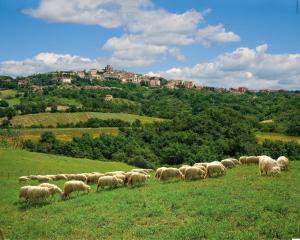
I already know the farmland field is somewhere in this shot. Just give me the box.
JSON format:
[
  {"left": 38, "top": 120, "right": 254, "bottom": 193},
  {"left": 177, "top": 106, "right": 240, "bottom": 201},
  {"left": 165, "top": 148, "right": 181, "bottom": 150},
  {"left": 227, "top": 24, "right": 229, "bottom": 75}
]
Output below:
[
  {"left": 0, "top": 89, "right": 17, "bottom": 98},
  {"left": 18, "top": 127, "right": 119, "bottom": 142},
  {"left": 7, "top": 112, "right": 165, "bottom": 127},
  {"left": 256, "top": 132, "right": 300, "bottom": 144},
  {"left": 0, "top": 148, "right": 299, "bottom": 239}
]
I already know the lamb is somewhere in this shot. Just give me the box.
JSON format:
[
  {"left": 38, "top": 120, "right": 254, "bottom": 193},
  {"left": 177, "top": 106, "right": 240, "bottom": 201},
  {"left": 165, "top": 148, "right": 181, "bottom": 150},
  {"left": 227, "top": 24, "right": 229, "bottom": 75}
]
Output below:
[
  {"left": 96, "top": 176, "right": 119, "bottom": 191},
  {"left": 277, "top": 156, "right": 289, "bottom": 171},
  {"left": 179, "top": 165, "right": 191, "bottom": 175},
  {"left": 259, "top": 155, "right": 280, "bottom": 176},
  {"left": 221, "top": 159, "right": 235, "bottom": 168},
  {"left": 62, "top": 180, "right": 91, "bottom": 199},
  {"left": 39, "top": 183, "right": 63, "bottom": 197},
  {"left": 27, "top": 186, "right": 52, "bottom": 202},
  {"left": 155, "top": 167, "right": 167, "bottom": 179},
  {"left": 206, "top": 163, "right": 226, "bottom": 177},
  {"left": 19, "top": 176, "right": 30, "bottom": 183},
  {"left": 128, "top": 173, "right": 148, "bottom": 186},
  {"left": 184, "top": 166, "right": 206, "bottom": 180},
  {"left": 159, "top": 168, "right": 184, "bottom": 181}
]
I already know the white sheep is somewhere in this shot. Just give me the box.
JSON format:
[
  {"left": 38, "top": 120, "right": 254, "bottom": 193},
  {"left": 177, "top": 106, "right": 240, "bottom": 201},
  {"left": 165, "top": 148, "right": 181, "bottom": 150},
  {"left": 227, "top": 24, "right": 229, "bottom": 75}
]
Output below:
[
  {"left": 206, "top": 163, "right": 226, "bottom": 177},
  {"left": 179, "top": 165, "right": 191, "bottom": 175},
  {"left": 19, "top": 176, "right": 30, "bottom": 183},
  {"left": 127, "top": 173, "right": 149, "bottom": 186},
  {"left": 184, "top": 166, "right": 206, "bottom": 180},
  {"left": 259, "top": 155, "right": 280, "bottom": 176},
  {"left": 87, "top": 173, "right": 104, "bottom": 185},
  {"left": 37, "top": 175, "right": 53, "bottom": 183},
  {"left": 26, "top": 186, "right": 52, "bottom": 202},
  {"left": 19, "top": 186, "right": 33, "bottom": 201},
  {"left": 39, "top": 183, "right": 63, "bottom": 197},
  {"left": 155, "top": 167, "right": 167, "bottom": 179},
  {"left": 277, "top": 156, "right": 289, "bottom": 171},
  {"left": 96, "top": 176, "right": 119, "bottom": 191},
  {"left": 239, "top": 156, "right": 248, "bottom": 164},
  {"left": 62, "top": 180, "right": 91, "bottom": 199},
  {"left": 159, "top": 168, "right": 184, "bottom": 181},
  {"left": 54, "top": 174, "right": 68, "bottom": 181},
  {"left": 221, "top": 159, "right": 235, "bottom": 168}
]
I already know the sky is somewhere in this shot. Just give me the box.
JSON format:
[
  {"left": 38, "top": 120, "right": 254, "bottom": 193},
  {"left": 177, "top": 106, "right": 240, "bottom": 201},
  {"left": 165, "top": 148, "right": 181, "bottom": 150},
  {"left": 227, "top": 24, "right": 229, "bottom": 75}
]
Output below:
[{"left": 0, "top": 0, "right": 299, "bottom": 89}]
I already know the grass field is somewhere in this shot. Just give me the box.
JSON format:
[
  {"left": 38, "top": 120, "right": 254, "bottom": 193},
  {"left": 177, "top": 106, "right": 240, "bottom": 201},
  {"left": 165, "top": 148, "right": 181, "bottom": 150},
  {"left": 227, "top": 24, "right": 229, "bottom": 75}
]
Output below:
[
  {"left": 8, "top": 112, "right": 165, "bottom": 127},
  {"left": 6, "top": 98, "right": 20, "bottom": 106},
  {"left": 46, "top": 97, "right": 83, "bottom": 108},
  {"left": 18, "top": 128, "right": 119, "bottom": 142},
  {"left": 256, "top": 132, "right": 300, "bottom": 144},
  {"left": 0, "top": 148, "right": 300, "bottom": 239},
  {"left": 0, "top": 89, "right": 17, "bottom": 99}
]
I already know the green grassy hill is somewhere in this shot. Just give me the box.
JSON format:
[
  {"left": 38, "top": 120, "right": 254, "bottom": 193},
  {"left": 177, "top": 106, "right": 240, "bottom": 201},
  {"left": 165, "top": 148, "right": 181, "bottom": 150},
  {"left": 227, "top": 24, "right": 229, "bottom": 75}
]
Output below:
[
  {"left": 8, "top": 112, "right": 165, "bottom": 127},
  {"left": 0, "top": 148, "right": 300, "bottom": 239}
]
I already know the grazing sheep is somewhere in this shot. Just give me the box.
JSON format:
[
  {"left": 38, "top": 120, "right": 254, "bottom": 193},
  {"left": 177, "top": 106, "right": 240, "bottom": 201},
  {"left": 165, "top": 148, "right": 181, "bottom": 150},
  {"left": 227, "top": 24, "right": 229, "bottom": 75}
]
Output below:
[
  {"left": 206, "top": 163, "right": 226, "bottom": 177},
  {"left": 73, "top": 174, "right": 87, "bottom": 182},
  {"left": 115, "top": 174, "right": 126, "bottom": 182},
  {"left": 62, "top": 180, "right": 91, "bottom": 199},
  {"left": 194, "top": 163, "right": 209, "bottom": 168},
  {"left": 29, "top": 175, "right": 38, "bottom": 180},
  {"left": 247, "top": 156, "right": 259, "bottom": 164},
  {"left": 270, "top": 166, "right": 281, "bottom": 176},
  {"left": 65, "top": 174, "right": 76, "bottom": 180},
  {"left": 96, "top": 176, "right": 119, "bottom": 191},
  {"left": 39, "top": 183, "right": 63, "bottom": 197},
  {"left": 185, "top": 167, "right": 206, "bottom": 180},
  {"left": 179, "top": 165, "right": 191, "bottom": 175},
  {"left": 277, "top": 156, "right": 289, "bottom": 171},
  {"left": 19, "top": 186, "right": 33, "bottom": 201},
  {"left": 259, "top": 155, "right": 280, "bottom": 176},
  {"left": 87, "top": 173, "right": 104, "bottom": 185},
  {"left": 159, "top": 168, "right": 184, "bottom": 181},
  {"left": 105, "top": 171, "right": 125, "bottom": 176},
  {"left": 221, "top": 159, "right": 235, "bottom": 168},
  {"left": 27, "top": 186, "right": 52, "bottom": 202},
  {"left": 37, "top": 175, "right": 53, "bottom": 183},
  {"left": 128, "top": 173, "right": 148, "bottom": 186},
  {"left": 155, "top": 167, "right": 167, "bottom": 179},
  {"left": 230, "top": 159, "right": 242, "bottom": 165},
  {"left": 194, "top": 165, "right": 207, "bottom": 177},
  {"left": 54, "top": 174, "right": 68, "bottom": 181},
  {"left": 239, "top": 156, "right": 248, "bottom": 164},
  {"left": 19, "top": 176, "right": 30, "bottom": 183}
]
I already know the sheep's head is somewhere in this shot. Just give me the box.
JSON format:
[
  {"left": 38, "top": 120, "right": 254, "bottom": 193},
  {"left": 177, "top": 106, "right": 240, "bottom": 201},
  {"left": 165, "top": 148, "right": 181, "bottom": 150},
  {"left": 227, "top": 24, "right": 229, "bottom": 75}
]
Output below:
[
  {"left": 86, "top": 186, "right": 91, "bottom": 193},
  {"left": 270, "top": 166, "right": 281, "bottom": 176}
]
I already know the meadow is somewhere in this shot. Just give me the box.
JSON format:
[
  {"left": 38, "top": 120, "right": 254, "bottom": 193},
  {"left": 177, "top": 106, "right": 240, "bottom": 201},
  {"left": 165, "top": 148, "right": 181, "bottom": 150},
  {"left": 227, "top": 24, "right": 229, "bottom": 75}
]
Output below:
[
  {"left": 0, "top": 148, "right": 300, "bottom": 239},
  {"left": 8, "top": 112, "right": 165, "bottom": 127},
  {"left": 256, "top": 132, "right": 300, "bottom": 144},
  {"left": 0, "top": 89, "right": 17, "bottom": 98},
  {"left": 18, "top": 127, "right": 119, "bottom": 142}
]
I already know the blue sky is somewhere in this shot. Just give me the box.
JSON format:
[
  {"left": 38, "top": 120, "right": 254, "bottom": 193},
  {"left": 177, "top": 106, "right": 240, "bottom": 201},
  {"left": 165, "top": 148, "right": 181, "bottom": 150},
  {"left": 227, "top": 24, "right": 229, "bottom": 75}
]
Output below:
[{"left": 0, "top": 0, "right": 299, "bottom": 89}]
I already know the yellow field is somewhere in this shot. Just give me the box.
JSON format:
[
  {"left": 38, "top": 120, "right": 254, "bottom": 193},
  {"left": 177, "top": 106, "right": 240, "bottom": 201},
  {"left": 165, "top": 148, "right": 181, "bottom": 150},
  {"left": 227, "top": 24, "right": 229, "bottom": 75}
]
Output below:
[
  {"left": 0, "top": 89, "right": 17, "bottom": 98},
  {"left": 18, "top": 128, "right": 119, "bottom": 142},
  {"left": 256, "top": 132, "right": 300, "bottom": 144},
  {"left": 7, "top": 112, "right": 165, "bottom": 127}
]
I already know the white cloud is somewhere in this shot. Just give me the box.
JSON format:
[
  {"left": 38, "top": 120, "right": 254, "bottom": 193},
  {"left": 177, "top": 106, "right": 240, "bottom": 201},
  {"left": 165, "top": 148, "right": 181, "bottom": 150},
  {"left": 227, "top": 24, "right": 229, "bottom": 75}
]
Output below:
[
  {"left": 155, "top": 44, "right": 300, "bottom": 90},
  {"left": 0, "top": 53, "right": 104, "bottom": 77},
  {"left": 24, "top": 0, "right": 240, "bottom": 67},
  {"left": 196, "top": 24, "right": 240, "bottom": 47}
]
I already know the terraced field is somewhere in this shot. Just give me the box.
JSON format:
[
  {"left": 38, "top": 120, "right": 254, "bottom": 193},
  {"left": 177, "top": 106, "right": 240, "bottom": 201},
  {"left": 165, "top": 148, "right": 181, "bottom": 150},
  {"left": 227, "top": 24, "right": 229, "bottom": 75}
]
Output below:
[
  {"left": 256, "top": 132, "right": 300, "bottom": 144},
  {"left": 7, "top": 112, "right": 165, "bottom": 127},
  {"left": 18, "top": 127, "right": 119, "bottom": 142}
]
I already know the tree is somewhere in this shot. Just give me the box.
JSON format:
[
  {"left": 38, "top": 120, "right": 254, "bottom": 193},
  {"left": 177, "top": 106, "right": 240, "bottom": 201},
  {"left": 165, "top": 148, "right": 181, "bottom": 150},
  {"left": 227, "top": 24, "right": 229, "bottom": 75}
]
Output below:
[{"left": 40, "top": 131, "right": 57, "bottom": 144}]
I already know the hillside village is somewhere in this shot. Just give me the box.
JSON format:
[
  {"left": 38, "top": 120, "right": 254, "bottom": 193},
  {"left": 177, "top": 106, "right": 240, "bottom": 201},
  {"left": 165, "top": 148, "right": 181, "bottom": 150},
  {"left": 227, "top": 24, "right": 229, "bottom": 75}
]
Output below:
[{"left": 9, "top": 65, "right": 287, "bottom": 94}]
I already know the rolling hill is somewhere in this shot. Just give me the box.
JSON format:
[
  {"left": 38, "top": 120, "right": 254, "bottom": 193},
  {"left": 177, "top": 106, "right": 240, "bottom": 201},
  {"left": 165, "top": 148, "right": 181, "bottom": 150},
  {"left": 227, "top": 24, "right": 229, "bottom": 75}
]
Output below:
[
  {"left": 7, "top": 112, "right": 165, "bottom": 127},
  {"left": 0, "top": 148, "right": 299, "bottom": 239}
]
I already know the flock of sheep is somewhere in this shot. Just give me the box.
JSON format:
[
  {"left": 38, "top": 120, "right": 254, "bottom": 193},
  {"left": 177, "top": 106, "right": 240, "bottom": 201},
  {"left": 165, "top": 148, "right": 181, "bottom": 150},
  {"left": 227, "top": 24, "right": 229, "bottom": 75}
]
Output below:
[{"left": 18, "top": 155, "right": 289, "bottom": 203}]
